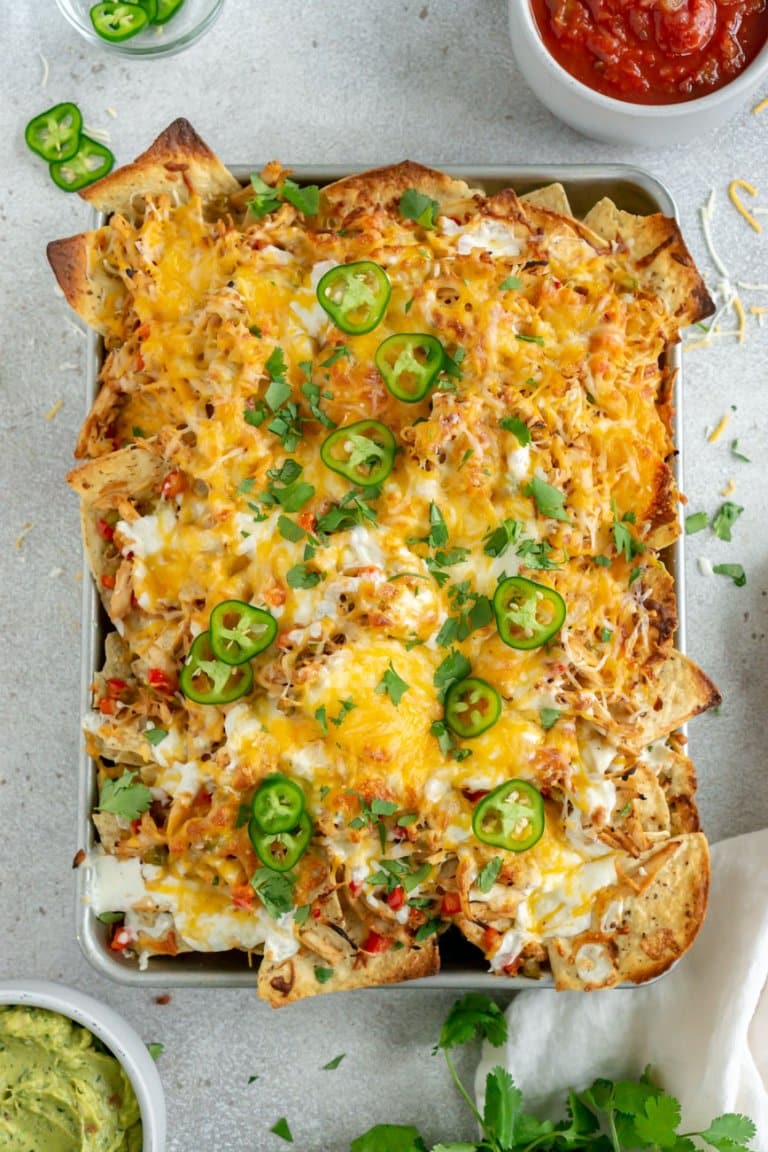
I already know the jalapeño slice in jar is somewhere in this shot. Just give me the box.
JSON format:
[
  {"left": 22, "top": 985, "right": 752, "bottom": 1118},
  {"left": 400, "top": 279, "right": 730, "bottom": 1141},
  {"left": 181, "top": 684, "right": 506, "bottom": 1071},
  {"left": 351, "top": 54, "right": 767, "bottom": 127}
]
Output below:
[
  {"left": 320, "top": 419, "right": 396, "bottom": 486},
  {"left": 249, "top": 811, "right": 312, "bottom": 872},
  {"left": 472, "top": 780, "right": 545, "bottom": 852},
  {"left": 375, "top": 333, "right": 444, "bottom": 402},
  {"left": 209, "top": 600, "right": 277, "bottom": 666},
  {"left": 493, "top": 575, "right": 565, "bottom": 650},
  {"left": 251, "top": 774, "right": 306, "bottom": 835},
  {"left": 49, "top": 136, "right": 115, "bottom": 192},
  {"left": 180, "top": 632, "right": 253, "bottom": 705},
  {"left": 316, "top": 261, "right": 391, "bottom": 334},
  {"left": 25, "top": 103, "right": 83, "bottom": 162},
  {"left": 89, "top": 2, "right": 150, "bottom": 42},
  {"left": 444, "top": 677, "right": 501, "bottom": 739}
]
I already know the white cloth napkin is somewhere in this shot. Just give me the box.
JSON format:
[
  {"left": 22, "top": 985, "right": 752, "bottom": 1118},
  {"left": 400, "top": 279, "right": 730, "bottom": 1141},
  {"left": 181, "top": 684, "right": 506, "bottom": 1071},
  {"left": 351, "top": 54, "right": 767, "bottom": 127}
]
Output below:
[{"left": 476, "top": 829, "right": 768, "bottom": 1145}]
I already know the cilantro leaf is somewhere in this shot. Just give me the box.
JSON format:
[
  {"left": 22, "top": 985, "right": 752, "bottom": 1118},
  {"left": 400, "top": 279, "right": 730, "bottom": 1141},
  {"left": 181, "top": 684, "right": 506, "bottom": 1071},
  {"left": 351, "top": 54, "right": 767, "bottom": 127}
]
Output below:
[
  {"left": 270, "top": 1116, "right": 294, "bottom": 1143},
  {"left": 731, "top": 439, "right": 751, "bottom": 463},
  {"left": 713, "top": 563, "right": 746, "bottom": 587},
  {"left": 711, "top": 501, "right": 743, "bottom": 542},
  {"left": 524, "top": 476, "right": 569, "bottom": 522},
  {"left": 414, "top": 916, "right": 443, "bottom": 942},
  {"left": 248, "top": 175, "right": 282, "bottom": 218},
  {"left": 613, "top": 508, "right": 645, "bottom": 561},
  {"left": 539, "top": 707, "right": 561, "bottom": 730},
  {"left": 700, "top": 1113, "right": 757, "bottom": 1151},
  {"left": 235, "top": 803, "right": 251, "bottom": 828},
  {"left": 483, "top": 517, "right": 521, "bottom": 559},
  {"left": 351, "top": 1125, "right": 426, "bottom": 1152},
  {"left": 97, "top": 911, "right": 124, "bottom": 924},
  {"left": 280, "top": 178, "right": 320, "bottom": 216},
  {"left": 375, "top": 661, "right": 410, "bottom": 706},
  {"left": 441, "top": 346, "right": 465, "bottom": 382},
  {"left": 319, "top": 344, "right": 350, "bottom": 368},
  {"left": 247, "top": 1074, "right": 260, "bottom": 1084},
  {"left": 314, "top": 966, "right": 334, "bottom": 984},
  {"left": 144, "top": 727, "right": 168, "bottom": 746},
  {"left": 437, "top": 993, "right": 507, "bottom": 1051},
  {"left": 515, "top": 332, "right": 544, "bottom": 346},
  {"left": 426, "top": 502, "right": 449, "bottom": 548},
  {"left": 434, "top": 649, "right": 472, "bottom": 702},
  {"left": 633, "top": 1094, "right": 681, "bottom": 1149},
  {"left": 251, "top": 868, "right": 296, "bottom": 919},
  {"left": 398, "top": 188, "right": 440, "bottom": 229},
  {"left": 97, "top": 771, "right": 152, "bottom": 821},
  {"left": 499, "top": 275, "right": 522, "bottom": 291},
  {"left": 593, "top": 554, "right": 611, "bottom": 567},
  {"left": 277, "top": 515, "right": 305, "bottom": 543},
  {"left": 146, "top": 1042, "right": 164, "bottom": 1061},
  {"left": 483, "top": 1066, "right": 521, "bottom": 1150},
  {"left": 476, "top": 856, "right": 502, "bottom": 893},
  {"left": 499, "top": 415, "right": 531, "bottom": 445},
  {"left": 286, "top": 563, "right": 324, "bottom": 589},
  {"left": 685, "top": 511, "right": 708, "bottom": 535},
  {"left": 322, "top": 1053, "right": 345, "bottom": 1071}
]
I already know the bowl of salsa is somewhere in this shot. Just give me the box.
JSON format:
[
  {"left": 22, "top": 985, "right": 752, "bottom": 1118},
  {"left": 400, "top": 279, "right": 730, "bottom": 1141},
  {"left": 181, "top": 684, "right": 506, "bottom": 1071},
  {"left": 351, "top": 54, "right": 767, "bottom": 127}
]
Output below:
[{"left": 509, "top": 0, "right": 768, "bottom": 143}]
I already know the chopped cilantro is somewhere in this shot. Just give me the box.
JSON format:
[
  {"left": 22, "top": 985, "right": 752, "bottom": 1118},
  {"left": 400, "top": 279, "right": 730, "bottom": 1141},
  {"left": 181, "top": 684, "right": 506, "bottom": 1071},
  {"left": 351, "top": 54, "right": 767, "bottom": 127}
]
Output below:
[
  {"left": 235, "top": 804, "right": 251, "bottom": 829},
  {"left": 524, "top": 477, "right": 569, "bottom": 522},
  {"left": 251, "top": 868, "right": 296, "bottom": 919},
  {"left": 146, "top": 1043, "right": 164, "bottom": 1061},
  {"left": 685, "top": 511, "right": 708, "bottom": 535},
  {"left": 286, "top": 563, "right": 324, "bottom": 589},
  {"left": 712, "top": 501, "right": 743, "bottom": 542},
  {"left": 612, "top": 507, "right": 645, "bottom": 561},
  {"left": 414, "top": 917, "right": 444, "bottom": 942},
  {"left": 600, "top": 626, "right": 613, "bottom": 643},
  {"left": 539, "top": 708, "right": 561, "bottom": 730},
  {"left": 731, "top": 438, "right": 751, "bottom": 463},
  {"left": 376, "top": 661, "right": 409, "bottom": 706},
  {"left": 270, "top": 1117, "right": 294, "bottom": 1144},
  {"left": 144, "top": 727, "right": 167, "bottom": 746},
  {"left": 476, "top": 857, "right": 502, "bottom": 893},
  {"left": 713, "top": 562, "right": 746, "bottom": 587},
  {"left": 515, "top": 333, "right": 544, "bottom": 346},
  {"left": 322, "top": 1053, "right": 345, "bottom": 1071},
  {"left": 499, "top": 415, "right": 531, "bottom": 445},
  {"left": 314, "top": 706, "right": 328, "bottom": 735},
  {"left": 398, "top": 187, "right": 440, "bottom": 229},
  {"left": 320, "top": 345, "right": 351, "bottom": 368},
  {"left": 314, "top": 966, "right": 334, "bottom": 984},
  {"left": 499, "top": 275, "right": 522, "bottom": 291},
  {"left": 593, "top": 554, "right": 611, "bottom": 567},
  {"left": 434, "top": 649, "right": 472, "bottom": 702},
  {"left": 97, "top": 771, "right": 152, "bottom": 821},
  {"left": 280, "top": 178, "right": 320, "bottom": 216}
]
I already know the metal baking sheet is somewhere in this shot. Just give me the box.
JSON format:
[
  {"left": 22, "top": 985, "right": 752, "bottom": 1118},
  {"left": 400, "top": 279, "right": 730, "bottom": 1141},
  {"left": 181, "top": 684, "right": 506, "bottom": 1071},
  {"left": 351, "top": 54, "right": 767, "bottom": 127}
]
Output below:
[{"left": 76, "top": 163, "right": 686, "bottom": 987}]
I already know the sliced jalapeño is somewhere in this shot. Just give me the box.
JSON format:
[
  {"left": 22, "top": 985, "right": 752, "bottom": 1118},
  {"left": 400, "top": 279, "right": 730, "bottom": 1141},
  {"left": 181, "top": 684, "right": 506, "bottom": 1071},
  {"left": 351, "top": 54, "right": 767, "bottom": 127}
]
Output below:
[
  {"left": 316, "top": 261, "right": 391, "bottom": 335},
  {"left": 472, "top": 780, "right": 545, "bottom": 852},
  {"left": 493, "top": 576, "right": 565, "bottom": 650}
]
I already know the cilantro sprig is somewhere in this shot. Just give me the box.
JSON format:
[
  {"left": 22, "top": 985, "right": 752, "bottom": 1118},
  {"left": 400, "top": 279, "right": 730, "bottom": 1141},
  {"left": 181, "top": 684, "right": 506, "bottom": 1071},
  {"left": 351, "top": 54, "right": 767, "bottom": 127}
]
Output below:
[
  {"left": 248, "top": 174, "right": 320, "bottom": 218},
  {"left": 350, "top": 995, "right": 758, "bottom": 1152},
  {"left": 97, "top": 770, "right": 152, "bottom": 821}
]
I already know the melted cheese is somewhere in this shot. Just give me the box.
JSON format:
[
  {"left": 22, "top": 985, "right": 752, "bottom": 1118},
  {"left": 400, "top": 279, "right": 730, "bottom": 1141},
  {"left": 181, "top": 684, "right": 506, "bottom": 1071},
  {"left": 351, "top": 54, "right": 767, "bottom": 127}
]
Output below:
[{"left": 81, "top": 176, "right": 696, "bottom": 973}]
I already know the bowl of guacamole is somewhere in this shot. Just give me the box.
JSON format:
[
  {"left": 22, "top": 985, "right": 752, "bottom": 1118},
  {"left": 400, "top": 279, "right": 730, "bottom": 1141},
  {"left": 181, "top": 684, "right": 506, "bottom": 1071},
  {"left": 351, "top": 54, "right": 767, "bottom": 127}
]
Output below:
[{"left": 0, "top": 981, "right": 165, "bottom": 1152}]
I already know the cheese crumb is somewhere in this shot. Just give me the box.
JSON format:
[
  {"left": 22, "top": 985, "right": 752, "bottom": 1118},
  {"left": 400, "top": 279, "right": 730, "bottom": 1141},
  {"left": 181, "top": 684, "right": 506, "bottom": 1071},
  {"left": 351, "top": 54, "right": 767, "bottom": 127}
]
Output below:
[{"left": 45, "top": 399, "right": 64, "bottom": 421}]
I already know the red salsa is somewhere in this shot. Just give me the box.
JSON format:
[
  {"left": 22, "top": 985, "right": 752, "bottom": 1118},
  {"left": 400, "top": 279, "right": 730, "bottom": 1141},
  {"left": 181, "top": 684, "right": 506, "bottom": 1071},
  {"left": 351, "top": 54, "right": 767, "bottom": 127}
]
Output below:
[{"left": 531, "top": 0, "right": 768, "bottom": 104}]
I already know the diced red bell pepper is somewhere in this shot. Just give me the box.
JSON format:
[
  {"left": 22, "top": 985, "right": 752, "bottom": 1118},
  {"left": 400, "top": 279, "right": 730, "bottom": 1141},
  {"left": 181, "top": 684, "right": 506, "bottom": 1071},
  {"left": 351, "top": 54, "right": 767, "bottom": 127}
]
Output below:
[
  {"left": 147, "top": 668, "right": 177, "bottom": 693},
  {"left": 387, "top": 886, "right": 405, "bottom": 911},
  {"left": 161, "top": 470, "right": 187, "bottom": 500},
  {"left": 110, "top": 927, "right": 132, "bottom": 952},
  {"left": 361, "top": 930, "right": 391, "bottom": 955},
  {"left": 441, "top": 891, "right": 461, "bottom": 916},
  {"left": 97, "top": 518, "right": 115, "bottom": 541}
]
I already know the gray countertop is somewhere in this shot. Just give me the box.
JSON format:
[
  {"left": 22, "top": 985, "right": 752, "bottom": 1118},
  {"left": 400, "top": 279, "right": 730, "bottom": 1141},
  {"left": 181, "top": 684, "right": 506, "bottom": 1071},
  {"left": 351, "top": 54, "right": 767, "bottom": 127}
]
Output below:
[{"left": 1, "top": 3, "right": 766, "bottom": 1149}]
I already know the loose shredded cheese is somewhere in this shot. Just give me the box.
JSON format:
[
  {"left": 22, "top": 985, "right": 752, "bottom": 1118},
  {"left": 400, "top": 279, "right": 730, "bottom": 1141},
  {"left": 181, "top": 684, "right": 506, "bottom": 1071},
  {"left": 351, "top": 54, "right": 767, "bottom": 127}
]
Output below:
[
  {"left": 15, "top": 522, "right": 33, "bottom": 550},
  {"left": 721, "top": 479, "right": 736, "bottom": 497},
  {"left": 733, "top": 295, "right": 747, "bottom": 343},
  {"left": 753, "top": 96, "right": 768, "bottom": 114},
  {"left": 45, "top": 399, "right": 64, "bottom": 421},
  {"left": 728, "top": 180, "right": 762, "bottom": 234},
  {"left": 707, "top": 413, "right": 730, "bottom": 443},
  {"left": 38, "top": 52, "right": 49, "bottom": 89}
]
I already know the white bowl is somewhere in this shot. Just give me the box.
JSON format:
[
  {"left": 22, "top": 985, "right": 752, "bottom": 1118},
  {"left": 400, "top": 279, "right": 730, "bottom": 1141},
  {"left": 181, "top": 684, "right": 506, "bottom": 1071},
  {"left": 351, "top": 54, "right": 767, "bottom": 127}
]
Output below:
[
  {"left": 508, "top": 0, "right": 768, "bottom": 146},
  {"left": 0, "top": 980, "right": 166, "bottom": 1152}
]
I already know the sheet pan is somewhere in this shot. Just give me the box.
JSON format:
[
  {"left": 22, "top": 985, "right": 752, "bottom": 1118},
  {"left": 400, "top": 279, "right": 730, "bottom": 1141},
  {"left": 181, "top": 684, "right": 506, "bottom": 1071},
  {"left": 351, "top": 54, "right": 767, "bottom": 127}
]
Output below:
[{"left": 75, "top": 163, "right": 686, "bottom": 988}]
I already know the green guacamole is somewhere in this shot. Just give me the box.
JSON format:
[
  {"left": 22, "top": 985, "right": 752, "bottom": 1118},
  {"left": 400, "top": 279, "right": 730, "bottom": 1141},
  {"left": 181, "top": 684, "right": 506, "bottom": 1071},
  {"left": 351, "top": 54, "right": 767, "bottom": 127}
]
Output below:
[{"left": 0, "top": 1005, "right": 142, "bottom": 1152}]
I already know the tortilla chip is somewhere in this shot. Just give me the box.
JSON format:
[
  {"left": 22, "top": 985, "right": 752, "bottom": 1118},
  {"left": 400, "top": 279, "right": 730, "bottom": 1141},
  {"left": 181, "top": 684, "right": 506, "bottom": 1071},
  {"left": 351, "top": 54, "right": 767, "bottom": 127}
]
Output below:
[
  {"left": 318, "top": 160, "right": 482, "bottom": 226},
  {"left": 47, "top": 230, "right": 124, "bottom": 336},
  {"left": 68, "top": 442, "right": 164, "bottom": 504},
  {"left": 520, "top": 182, "right": 572, "bottom": 215},
  {"left": 547, "top": 832, "right": 709, "bottom": 989},
  {"left": 258, "top": 937, "right": 439, "bottom": 1006},
  {"left": 80, "top": 118, "right": 240, "bottom": 217},
  {"left": 583, "top": 197, "right": 714, "bottom": 326},
  {"left": 619, "top": 652, "right": 721, "bottom": 754}
]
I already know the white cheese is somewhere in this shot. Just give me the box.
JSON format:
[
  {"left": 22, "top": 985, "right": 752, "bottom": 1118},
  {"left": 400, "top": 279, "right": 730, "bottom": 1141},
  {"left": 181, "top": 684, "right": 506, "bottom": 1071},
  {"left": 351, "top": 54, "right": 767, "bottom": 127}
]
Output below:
[
  {"left": 506, "top": 444, "right": 531, "bottom": 481},
  {"left": 575, "top": 942, "right": 614, "bottom": 984},
  {"left": 88, "top": 854, "right": 149, "bottom": 914},
  {"left": 442, "top": 217, "right": 522, "bottom": 258},
  {"left": 342, "top": 524, "right": 387, "bottom": 569},
  {"left": 117, "top": 505, "right": 176, "bottom": 558}
]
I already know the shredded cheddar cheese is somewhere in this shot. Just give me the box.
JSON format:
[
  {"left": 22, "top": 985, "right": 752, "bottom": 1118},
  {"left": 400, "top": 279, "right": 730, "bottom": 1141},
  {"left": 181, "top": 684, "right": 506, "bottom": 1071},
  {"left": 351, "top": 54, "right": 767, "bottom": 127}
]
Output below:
[{"left": 728, "top": 180, "right": 762, "bottom": 234}]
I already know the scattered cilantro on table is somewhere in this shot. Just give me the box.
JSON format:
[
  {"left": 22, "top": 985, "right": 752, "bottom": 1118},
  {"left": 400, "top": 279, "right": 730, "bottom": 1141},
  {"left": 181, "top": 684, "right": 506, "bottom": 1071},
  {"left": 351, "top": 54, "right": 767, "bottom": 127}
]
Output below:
[{"left": 348, "top": 994, "right": 757, "bottom": 1152}]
